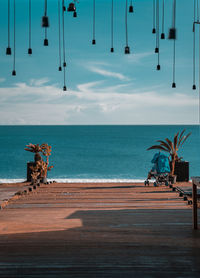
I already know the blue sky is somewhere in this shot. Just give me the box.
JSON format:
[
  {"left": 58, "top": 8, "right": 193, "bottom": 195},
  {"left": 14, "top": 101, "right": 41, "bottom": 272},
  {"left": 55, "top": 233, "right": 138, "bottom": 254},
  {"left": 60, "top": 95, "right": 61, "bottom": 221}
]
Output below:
[{"left": 0, "top": 0, "right": 198, "bottom": 124}]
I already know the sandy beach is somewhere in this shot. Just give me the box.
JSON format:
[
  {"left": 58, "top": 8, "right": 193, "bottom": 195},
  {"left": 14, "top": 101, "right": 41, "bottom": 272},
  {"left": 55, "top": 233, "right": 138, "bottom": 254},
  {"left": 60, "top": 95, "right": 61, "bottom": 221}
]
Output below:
[{"left": 0, "top": 181, "right": 200, "bottom": 277}]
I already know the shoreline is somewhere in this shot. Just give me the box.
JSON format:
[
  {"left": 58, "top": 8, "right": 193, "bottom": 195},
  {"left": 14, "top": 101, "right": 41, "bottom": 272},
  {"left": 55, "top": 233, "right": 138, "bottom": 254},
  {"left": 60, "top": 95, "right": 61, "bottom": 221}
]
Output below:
[{"left": 0, "top": 178, "right": 148, "bottom": 184}]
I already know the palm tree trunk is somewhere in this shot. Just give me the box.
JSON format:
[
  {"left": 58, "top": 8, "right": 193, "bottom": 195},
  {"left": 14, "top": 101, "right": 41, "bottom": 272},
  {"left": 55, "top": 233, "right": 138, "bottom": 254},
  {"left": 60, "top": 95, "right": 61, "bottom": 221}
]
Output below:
[{"left": 171, "top": 154, "right": 175, "bottom": 175}]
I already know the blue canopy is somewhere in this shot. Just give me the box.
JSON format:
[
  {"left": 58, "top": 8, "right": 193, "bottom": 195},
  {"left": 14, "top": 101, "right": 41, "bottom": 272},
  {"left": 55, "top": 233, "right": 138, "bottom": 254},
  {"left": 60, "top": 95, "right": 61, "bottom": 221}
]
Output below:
[{"left": 151, "top": 152, "right": 171, "bottom": 174}]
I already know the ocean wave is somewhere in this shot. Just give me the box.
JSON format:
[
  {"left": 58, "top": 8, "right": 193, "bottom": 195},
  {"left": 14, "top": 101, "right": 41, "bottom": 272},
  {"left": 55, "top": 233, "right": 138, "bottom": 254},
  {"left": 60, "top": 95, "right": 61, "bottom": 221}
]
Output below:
[{"left": 0, "top": 178, "right": 146, "bottom": 184}]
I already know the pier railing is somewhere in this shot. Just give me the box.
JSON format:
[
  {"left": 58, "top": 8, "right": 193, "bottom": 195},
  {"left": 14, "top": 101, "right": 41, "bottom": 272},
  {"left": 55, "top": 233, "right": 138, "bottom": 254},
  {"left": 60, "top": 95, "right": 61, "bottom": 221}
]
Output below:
[{"left": 192, "top": 177, "right": 199, "bottom": 230}]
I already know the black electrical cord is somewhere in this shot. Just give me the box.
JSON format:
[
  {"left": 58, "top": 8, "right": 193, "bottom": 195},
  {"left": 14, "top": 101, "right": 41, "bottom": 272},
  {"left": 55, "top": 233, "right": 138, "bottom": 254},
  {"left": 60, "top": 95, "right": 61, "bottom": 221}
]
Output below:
[
  {"left": 172, "top": 0, "right": 176, "bottom": 87},
  {"left": 12, "top": 0, "right": 16, "bottom": 75},
  {"left": 125, "top": 0, "right": 128, "bottom": 47},
  {"left": 62, "top": 0, "right": 66, "bottom": 90},
  {"left": 58, "top": 0, "right": 62, "bottom": 71},
  {"left": 8, "top": 0, "right": 10, "bottom": 48},
  {"left": 152, "top": 0, "right": 156, "bottom": 33},
  {"left": 161, "top": 0, "right": 165, "bottom": 39},
  {"left": 111, "top": 0, "right": 114, "bottom": 52},
  {"left": 44, "top": 0, "right": 48, "bottom": 45},
  {"left": 156, "top": 0, "right": 160, "bottom": 69},
  {"left": 92, "top": 0, "right": 96, "bottom": 44},
  {"left": 193, "top": 0, "right": 196, "bottom": 89},
  {"left": 45, "top": 0, "right": 47, "bottom": 16},
  {"left": 28, "top": 0, "right": 32, "bottom": 54}
]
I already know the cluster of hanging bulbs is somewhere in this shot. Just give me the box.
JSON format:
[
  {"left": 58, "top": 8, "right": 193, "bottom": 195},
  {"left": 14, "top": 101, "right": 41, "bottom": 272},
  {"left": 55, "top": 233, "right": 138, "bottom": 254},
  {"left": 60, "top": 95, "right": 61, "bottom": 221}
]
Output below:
[
  {"left": 5, "top": 0, "right": 79, "bottom": 91},
  {"left": 92, "top": 0, "right": 133, "bottom": 54},
  {"left": 4, "top": 0, "right": 198, "bottom": 92},
  {"left": 5, "top": 0, "right": 134, "bottom": 91},
  {"left": 42, "top": 0, "right": 78, "bottom": 91},
  {"left": 152, "top": 0, "right": 177, "bottom": 88}
]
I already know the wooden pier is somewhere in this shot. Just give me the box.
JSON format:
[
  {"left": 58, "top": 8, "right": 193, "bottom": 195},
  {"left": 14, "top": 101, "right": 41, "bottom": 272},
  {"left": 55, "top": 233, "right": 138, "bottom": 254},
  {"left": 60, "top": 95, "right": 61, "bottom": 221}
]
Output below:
[{"left": 0, "top": 182, "right": 200, "bottom": 277}]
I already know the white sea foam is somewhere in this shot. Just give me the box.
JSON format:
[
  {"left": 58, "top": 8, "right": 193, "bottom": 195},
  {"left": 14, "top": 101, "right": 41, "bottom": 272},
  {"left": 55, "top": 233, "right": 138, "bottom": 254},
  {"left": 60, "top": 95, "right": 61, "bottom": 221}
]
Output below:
[
  {"left": 0, "top": 178, "right": 146, "bottom": 184},
  {"left": 0, "top": 179, "right": 26, "bottom": 184}
]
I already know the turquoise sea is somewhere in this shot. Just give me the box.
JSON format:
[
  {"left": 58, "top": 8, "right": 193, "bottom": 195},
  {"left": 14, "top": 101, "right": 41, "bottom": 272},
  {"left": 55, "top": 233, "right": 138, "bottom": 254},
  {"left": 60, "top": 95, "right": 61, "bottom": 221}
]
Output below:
[{"left": 0, "top": 125, "right": 199, "bottom": 182}]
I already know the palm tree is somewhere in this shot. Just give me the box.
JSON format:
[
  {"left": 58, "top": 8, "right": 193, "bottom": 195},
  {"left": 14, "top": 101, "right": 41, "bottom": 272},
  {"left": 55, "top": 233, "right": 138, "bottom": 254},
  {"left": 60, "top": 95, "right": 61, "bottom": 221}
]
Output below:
[
  {"left": 147, "top": 129, "right": 191, "bottom": 175},
  {"left": 24, "top": 143, "right": 42, "bottom": 162}
]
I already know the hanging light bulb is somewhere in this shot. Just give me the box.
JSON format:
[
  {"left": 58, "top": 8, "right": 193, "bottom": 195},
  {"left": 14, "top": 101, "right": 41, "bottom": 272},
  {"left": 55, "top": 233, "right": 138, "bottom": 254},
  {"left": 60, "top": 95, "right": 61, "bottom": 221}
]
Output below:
[
  {"left": 168, "top": 28, "right": 176, "bottom": 39},
  {"left": 161, "top": 0, "right": 165, "bottom": 39},
  {"left": 125, "top": 0, "right": 130, "bottom": 54},
  {"left": 129, "top": 0, "right": 134, "bottom": 13},
  {"left": 67, "top": 3, "right": 76, "bottom": 12},
  {"left": 12, "top": 0, "right": 16, "bottom": 76},
  {"left": 152, "top": 0, "right": 156, "bottom": 34},
  {"left": 92, "top": 0, "right": 96, "bottom": 45},
  {"left": 110, "top": 0, "right": 114, "bottom": 52},
  {"left": 6, "top": 0, "right": 12, "bottom": 55},
  {"left": 42, "top": 0, "right": 49, "bottom": 27},
  {"left": 28, "top": 0, "right": 32, "bottom": 55},
  {"left": 44, "top": 39, "right": 48, "bottom": 46},
  {"left": 168, "top": 0, "right": 177, "bottom": 39},
  {"left": 192, "top": 0, "right": 196, "bottom": 90},
  {"left": 58, "top": 0, "right": 62, "bottom": 71},
  {"left": 170, "top": 1, "right": 177, "bottom": 88},
  {"left": 62, "top": 0, "right": 67, "bottom": 89},
  {"left": 155, "top": 0, "right": 160, "bottom": 71},
  {"left": 125, "top": 46, "right": 130, "bottom": 54}
]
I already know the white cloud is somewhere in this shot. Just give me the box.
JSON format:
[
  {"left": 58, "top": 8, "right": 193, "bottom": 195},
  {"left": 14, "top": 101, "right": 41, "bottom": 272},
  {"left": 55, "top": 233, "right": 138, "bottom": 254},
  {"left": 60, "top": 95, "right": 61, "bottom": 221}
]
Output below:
[
  {"left": 87, "top": 65, "right": 130, "bottom": 81},
  {"left": 0, "top": 79, "right": 198, "bottom": 125},
  {"left": 29, "top": 78, "right": 50, "bottom": 86}
]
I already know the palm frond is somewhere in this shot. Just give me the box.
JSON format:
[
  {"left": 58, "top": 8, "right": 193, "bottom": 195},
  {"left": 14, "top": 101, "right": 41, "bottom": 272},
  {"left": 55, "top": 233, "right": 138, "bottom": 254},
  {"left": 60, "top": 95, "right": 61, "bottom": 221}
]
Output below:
[
  {"left": 178, "top": 129, "right": 186, "bottom": 147},
  {"left": 165, "top": 138, "right": 174, "bottom": 152},
  {"left": 174, "top": 132, "right": 179, "bottom": 151},
  {"left": 157, "top": 140, "right": 171, "bottom": 151},
  {"left": 180, "top": 132, "right": 192, "bottom": 147},
  {"left": 147, "top": 145, "right": 169, "bottom": 152}
]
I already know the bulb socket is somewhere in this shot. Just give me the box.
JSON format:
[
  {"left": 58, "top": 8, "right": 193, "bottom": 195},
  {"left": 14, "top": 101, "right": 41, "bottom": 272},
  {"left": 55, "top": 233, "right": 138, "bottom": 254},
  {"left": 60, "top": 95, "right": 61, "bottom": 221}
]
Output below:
[
  {"left": 168, "top": 28, "right": 176, "bottom": 40},
  {"left": 44, "top": 39, "right": 49, "bottom": 46},
  {"left": 124, "top": 46, "right": 130, "bottom": 54},
  {"left": 129, "top": 5, "right": 134, "bottom": 13},
  {"left": 42, "top": 16, "right": 49, "bottom": 28},
  {"left": 28, "top": 48, "right": 32, "bottom": 55},
  {"left": 161, "top": 33, "right": 165, "bottom": 39},
  {"left": 6, "top": 47, "right": 12, "bottom": 55}
]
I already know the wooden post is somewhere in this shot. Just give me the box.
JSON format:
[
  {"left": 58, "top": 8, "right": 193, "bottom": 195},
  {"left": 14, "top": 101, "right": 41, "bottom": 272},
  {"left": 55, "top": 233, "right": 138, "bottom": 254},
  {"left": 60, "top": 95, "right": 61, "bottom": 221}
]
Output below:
[{"left": 192, "top": 179, "right": 198, "bottom": 230}]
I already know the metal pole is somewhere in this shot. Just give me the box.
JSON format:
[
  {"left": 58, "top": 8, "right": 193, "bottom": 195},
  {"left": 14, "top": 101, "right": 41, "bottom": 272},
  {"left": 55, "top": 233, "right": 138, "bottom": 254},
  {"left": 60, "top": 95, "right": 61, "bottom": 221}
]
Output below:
[{"left": 192, "top": 182, "right": 198, "bottom": 229}]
